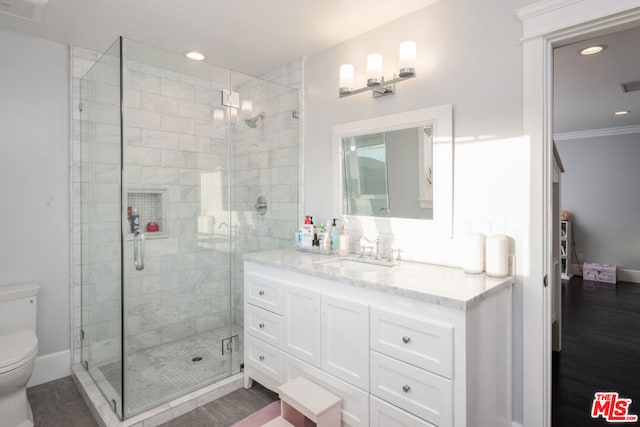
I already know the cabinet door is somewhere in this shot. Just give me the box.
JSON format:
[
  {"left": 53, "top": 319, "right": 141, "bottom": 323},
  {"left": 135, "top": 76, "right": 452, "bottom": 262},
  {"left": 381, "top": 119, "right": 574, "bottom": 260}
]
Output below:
[
  {"left": 245, "top": 273, "right": 282, "bottom": 314},
  {"left": 370, "top": 351, "right": 452, "bottom": 427},
  {"left": 370, "top": 396, "right": 436, "bottom": 427},
  {"left": 245, "top": 303, "right": 282, "bottom": 348},
  {"left": 321, "top": 294, "right": 369, "bottom": 390},
  {"left": 283, "top": 284, "right": 321, "bottom": 366},
  {"left": 370, "top": 307, "right": 454, "bottom": 378}
]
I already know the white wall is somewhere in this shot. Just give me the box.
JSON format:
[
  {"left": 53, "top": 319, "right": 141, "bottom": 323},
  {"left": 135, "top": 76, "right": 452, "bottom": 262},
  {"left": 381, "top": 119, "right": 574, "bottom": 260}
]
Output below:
[
  {"left": 0, "top": 30, "right": 70, "bottom": 362},
  {"left": 304, "top": 0, "right": 528, "bottom": 422},
  {"left": 556, "top": 133, "right": 640, "bottom": 271}
]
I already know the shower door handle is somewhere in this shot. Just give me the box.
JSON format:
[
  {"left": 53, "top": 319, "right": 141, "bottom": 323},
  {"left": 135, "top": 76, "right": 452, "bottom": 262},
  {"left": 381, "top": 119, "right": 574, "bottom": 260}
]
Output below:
[{"left": 134, "top": 230, "right": 145, "bottom": 271}]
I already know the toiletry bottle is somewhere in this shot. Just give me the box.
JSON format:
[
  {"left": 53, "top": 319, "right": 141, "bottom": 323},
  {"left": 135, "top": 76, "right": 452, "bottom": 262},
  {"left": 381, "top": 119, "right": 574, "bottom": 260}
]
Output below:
[
  {"left": 312, "top": 232, "right": 320, "bottom": 248},
  {"left": 296, "top": 228, "right": 302, "bottom": 248},
  {"left": 338, "top": 225, "right": 349, "bottom": 256},
  {"left": 323, "top": 221, "right": 332, "bottom": 252},
  {"left": 318, "top": 223, "right": 325, "bottom": 247},
  {"left": 304, "top": 215, "right": 312, "bottom": 225},
  {"left": 130, "top": 208, "right": 140, "bottom": 233},
  {"left": 330, "top": 219, "right": 339, "bottom": 251}
]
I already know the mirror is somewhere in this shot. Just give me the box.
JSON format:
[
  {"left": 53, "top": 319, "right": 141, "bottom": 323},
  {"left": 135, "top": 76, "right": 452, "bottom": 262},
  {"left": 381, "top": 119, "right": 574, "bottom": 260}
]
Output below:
[
  {"left": 341, "top": 126, "right": 433, "bottom": 219},
  {"left": 332, "top": 105, "right": 453, "bottom": 236}
]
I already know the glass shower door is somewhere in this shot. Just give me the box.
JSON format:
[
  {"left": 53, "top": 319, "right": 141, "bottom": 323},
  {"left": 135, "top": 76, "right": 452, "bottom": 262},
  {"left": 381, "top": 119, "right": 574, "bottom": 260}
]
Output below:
[
  {"left": 121, "top": 38, "right": 234, "bottom": 417},
  {"left": 79, "top": 38, "right": 124, "bottom": 418}
]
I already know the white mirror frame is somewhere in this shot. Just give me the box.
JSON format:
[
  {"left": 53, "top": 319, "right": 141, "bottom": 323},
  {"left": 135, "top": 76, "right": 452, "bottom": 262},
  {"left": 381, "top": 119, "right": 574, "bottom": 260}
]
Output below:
[{"left": 332, "top": 104, "right": 453, "bottom": 238}]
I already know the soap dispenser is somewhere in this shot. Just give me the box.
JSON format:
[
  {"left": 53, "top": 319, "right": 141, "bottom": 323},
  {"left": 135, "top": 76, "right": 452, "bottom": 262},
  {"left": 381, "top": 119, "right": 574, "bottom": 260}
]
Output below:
[
  {"left": 338, "top": 225, "right": 349, "bottom": 257},
  {"left": 330, "top": 219, "right": 339, "bottom": 251},
  {"left": 323, "top": 221, "right": 332, "bottom": 252}
]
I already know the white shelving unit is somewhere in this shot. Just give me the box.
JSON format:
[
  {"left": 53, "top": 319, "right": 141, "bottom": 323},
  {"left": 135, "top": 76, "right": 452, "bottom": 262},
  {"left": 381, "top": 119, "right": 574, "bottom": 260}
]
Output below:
[{"left": 560, "top": 220, "right": 573, "bottom": 280}]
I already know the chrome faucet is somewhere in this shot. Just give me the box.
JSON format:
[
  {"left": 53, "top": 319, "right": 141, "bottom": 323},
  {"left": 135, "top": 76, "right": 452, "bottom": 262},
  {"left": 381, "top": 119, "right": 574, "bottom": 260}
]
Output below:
[{"left": 358, "top": 235, "right": 381, "bottom": 260}]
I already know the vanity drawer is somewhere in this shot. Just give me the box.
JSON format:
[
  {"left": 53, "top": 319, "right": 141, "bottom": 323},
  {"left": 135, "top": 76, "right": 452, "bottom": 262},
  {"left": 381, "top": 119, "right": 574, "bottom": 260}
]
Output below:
[
  {"left": 245, "top": 303, "right": 282, "bottom": 348},
  {"left": 246, "top": 335, "right": 283, "bottom": 385},
  {"left": 370, "top": 307, "right": 454, "bottom": 378},
  {"left": 370, "top": 396, "right": 436, "bottom": 427},
  {"left": 370, "top": 351, "right": 452, "bottom": 427},
  {"left": 245, "top": 273, "right": 283, "bottom": 314}
]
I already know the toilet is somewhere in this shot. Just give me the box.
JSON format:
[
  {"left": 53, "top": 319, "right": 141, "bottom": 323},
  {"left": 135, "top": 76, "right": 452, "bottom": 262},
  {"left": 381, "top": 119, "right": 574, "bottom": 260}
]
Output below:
[{"left": 0, "top": 283, "right": 39, "bottom": 427}]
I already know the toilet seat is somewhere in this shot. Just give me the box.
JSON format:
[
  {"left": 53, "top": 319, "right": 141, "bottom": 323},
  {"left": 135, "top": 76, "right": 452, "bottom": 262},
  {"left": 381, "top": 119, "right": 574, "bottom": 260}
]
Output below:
[{"left": 0, "top": 331, "right": 37, "bottom": 375}]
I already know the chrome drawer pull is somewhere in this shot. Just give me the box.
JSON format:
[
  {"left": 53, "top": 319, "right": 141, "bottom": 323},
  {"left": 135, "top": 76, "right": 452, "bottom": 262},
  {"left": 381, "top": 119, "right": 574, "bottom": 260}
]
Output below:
[
  {"left": 259, "top": 323, "right": 265, "bottom": 329},
  {"left": 402, "top": 336, "right": 411, "bottom": 344},
  {"left": 259, "top": 290, "right": 265, "bottom": 296},
  {"left": 259, "top": 355, "right": 265, "bottom": 361},
  {"left": 402, "top": 385, "right": 411, "bottom": 393}
]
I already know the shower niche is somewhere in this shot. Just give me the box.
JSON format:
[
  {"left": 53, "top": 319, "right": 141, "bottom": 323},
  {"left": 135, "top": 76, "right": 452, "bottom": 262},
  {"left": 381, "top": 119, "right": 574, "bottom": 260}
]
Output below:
[{"left": 127, "top": 188, "right": 166, "bottom": 237}]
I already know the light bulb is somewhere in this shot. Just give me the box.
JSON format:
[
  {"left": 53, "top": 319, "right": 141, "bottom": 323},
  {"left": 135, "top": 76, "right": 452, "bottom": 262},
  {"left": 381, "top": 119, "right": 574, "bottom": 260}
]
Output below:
[
  {"left": 399, "top": 41, "right": 416, "bottom": 77},
  {"left": 241, "top": 100, "right": 253, "bottom": 116},
  {"left": 339, "top": 64, "right": 354, "bottom": 94},
  {"left": 367, "top": 53, "right": 382, "bottom": 87}
]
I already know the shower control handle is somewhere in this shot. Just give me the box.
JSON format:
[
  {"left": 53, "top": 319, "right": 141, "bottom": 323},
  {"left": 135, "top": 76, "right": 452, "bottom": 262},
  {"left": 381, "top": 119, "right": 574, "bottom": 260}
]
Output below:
[
  {"left": 134, "top": 230, "right": 145, "bottom": 271},
  {"left": 259, "top": 323, "right": 265, "bottom": 329},
  {"left": 259, "top": 355, "right": 265, "bottom": 361},
  {"left": 258, "top": 290, "right": 264, "bottom": 296}
]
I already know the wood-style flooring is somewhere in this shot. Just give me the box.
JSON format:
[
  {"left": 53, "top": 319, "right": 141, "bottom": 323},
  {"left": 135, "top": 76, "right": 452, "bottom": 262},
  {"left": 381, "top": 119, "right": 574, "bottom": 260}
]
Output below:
[
  {"left": 27, "top": 377, "right": 277, "bottom": 427},
  {"left": 552, "top": 276, "right": 640, "bottom": 426}
]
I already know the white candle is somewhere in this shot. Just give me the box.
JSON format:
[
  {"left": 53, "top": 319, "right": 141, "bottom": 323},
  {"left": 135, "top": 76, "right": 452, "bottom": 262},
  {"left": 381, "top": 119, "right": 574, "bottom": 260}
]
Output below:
[
  {"left": 462, "top": 232, "right": 485, "bottom": 274},
  {"left": 485, "top": 234, "right": 509, "bottom": 277}
]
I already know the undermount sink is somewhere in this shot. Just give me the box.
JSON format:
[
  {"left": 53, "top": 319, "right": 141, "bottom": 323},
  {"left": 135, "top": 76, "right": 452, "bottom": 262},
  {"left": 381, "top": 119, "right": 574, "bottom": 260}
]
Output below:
[{"left": 315, "top": 257, "right": 395, "bottom": 273}]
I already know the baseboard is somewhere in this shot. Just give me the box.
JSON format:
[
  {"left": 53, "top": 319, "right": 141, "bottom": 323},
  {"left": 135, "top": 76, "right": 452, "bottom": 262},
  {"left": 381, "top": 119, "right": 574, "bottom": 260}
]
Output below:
[
  {"left": 28, "top": 349, "right": 71, "bottom": 387},
  {"left": 618, "top": 268, "right": 640, "bottom": 284}
]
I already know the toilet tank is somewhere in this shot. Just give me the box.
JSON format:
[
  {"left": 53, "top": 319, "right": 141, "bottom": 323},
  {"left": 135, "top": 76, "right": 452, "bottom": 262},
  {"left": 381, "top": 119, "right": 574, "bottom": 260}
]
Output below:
[{"left": 0, "top": 283, "right": 39, "bottom": 335}]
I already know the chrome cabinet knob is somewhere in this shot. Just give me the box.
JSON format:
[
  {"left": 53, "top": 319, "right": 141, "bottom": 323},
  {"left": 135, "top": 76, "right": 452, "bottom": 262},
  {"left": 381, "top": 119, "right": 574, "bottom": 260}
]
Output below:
[
  {"left": 402, "top": 336, "right": 411, "bottom": 344},
  {"left": 259, "top": 355, "right": 265, "bottom": 361},
  {"left": 402, "top": 385, "right": 411, "bottom": 393},
  {"left": 259, "top": 290, "right": 265, "bottom": 296},
  {"left": 259, "top": 323, "right": 265, "bottom": 329}
]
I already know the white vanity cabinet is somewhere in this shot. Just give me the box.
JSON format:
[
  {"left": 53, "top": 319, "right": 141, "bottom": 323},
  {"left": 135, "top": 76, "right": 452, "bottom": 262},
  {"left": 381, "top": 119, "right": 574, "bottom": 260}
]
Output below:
[{"left": 243, "top": 254, "right": 513, "bottom": 427}]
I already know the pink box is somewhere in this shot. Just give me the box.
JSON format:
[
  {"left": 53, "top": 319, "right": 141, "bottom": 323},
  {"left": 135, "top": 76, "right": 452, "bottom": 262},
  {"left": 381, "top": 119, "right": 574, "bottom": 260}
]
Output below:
[{"left": 583, "top": 263, "right": 617, "bottom": 284}]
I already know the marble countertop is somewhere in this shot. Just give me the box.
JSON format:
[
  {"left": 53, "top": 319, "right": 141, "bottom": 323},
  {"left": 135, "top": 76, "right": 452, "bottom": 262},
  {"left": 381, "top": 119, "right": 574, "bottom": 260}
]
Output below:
[{"left": 244, "top": 249, "right": 514, "bottom": 311}]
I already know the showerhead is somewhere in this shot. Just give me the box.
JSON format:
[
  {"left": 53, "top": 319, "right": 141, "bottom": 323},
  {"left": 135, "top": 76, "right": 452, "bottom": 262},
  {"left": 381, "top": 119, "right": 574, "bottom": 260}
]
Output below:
[{"left": 245, "top": 112, "right": 265, "bottom": 128}]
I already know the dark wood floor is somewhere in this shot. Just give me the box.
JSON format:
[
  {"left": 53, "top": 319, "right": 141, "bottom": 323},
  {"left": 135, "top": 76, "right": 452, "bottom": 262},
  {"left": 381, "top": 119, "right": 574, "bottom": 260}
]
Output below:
[{"left": 552, "top": 276, "right": 640, "bottom": 426}]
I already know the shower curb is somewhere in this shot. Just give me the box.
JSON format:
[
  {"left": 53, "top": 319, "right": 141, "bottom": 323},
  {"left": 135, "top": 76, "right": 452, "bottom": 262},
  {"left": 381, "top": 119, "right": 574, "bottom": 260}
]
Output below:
[{"left": 72, "top": 364, "right": 243, "bottom": 427}]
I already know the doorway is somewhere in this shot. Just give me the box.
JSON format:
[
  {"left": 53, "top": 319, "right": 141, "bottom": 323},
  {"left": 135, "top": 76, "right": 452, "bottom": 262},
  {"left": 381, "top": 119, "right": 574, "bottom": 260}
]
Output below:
[
  {"left": 519, "top": 2, "right": 640, "bottom": 426},
  {"left": 551, "top": 25, "right": 640, "bottom": 425}
]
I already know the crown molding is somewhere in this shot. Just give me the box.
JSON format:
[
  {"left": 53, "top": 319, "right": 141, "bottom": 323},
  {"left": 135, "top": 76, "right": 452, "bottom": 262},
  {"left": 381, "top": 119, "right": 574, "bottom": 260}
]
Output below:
[
  {"left": 554, "top": 124, "right": 640, "bottom": 141},
  {"left": 516, "top": 0, "right": 581, "bottom": 21}
]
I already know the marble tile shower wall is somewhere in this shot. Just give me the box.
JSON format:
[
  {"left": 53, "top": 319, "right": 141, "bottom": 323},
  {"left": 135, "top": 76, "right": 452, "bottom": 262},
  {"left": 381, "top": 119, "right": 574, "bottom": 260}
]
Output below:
[
  {"left": 71, "top": 47, "right": 302, "bottom": 365},
  {"left": 230, "top": 60, "right": 302, "bottom": 328}
]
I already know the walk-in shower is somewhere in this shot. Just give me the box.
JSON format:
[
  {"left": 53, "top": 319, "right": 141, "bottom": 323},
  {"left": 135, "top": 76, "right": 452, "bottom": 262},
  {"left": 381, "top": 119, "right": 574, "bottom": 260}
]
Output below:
[{"left": 76, "top": 37, "right": 299, "bottom": 420}]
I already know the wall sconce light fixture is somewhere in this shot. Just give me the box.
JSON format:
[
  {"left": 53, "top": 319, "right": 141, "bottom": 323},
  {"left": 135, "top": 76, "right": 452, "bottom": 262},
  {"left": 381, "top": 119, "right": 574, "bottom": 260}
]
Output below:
[{"left": 339, "top": 41, "right": 416, "bottom": 98}]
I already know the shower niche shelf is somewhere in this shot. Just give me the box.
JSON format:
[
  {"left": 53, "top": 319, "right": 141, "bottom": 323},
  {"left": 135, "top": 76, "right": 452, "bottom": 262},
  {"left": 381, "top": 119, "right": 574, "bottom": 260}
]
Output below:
[{"left": 127, "top": 187, "right": 167, "bottom": 239}]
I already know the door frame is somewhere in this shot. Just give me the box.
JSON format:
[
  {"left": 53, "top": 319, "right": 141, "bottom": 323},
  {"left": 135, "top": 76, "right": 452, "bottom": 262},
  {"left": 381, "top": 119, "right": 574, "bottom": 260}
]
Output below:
[{"left": 518, "top": 1, "right": 640, "bottom": 426}]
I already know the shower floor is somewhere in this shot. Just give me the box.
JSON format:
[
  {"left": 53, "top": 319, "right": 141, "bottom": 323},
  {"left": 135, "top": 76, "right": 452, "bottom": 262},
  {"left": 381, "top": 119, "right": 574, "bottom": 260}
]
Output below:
[{"left": 100, "top": 326, "right": 243, "bottom": 414}]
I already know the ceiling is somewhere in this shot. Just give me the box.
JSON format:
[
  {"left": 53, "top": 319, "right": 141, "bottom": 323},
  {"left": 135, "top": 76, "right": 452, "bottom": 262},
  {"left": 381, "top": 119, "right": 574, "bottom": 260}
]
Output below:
[
  {"left": 0, "top": 0, "right": 438, "bottom": 76},
  {"left": 554, "top": 25, "right": 640, "bottom": 134}
]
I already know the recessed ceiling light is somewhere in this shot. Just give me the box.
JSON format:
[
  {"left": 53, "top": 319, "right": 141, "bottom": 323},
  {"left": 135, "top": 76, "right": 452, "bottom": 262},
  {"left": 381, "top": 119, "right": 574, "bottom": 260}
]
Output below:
[
  {"left": 579, "top": 45, "right": 606, "bottom": 56},
  {"left": 185, "top": 51, "right": 205, "bottom": 61},
  {"left": 614, "top": 110, "right": 630, "bottom": 116}
]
